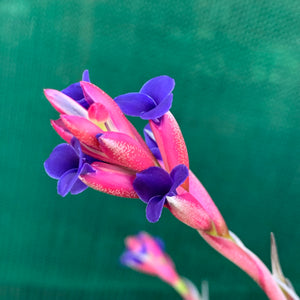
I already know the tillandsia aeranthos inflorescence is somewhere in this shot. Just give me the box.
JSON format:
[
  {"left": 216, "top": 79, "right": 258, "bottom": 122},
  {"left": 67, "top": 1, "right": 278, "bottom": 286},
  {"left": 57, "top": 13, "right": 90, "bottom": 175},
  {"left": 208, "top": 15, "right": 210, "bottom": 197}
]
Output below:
[
  {"left": 120, "top": 232, "right": 204, "bottom": 300},
  {"left": 44, "top": 71, "right": 298, "bottom": 300}
]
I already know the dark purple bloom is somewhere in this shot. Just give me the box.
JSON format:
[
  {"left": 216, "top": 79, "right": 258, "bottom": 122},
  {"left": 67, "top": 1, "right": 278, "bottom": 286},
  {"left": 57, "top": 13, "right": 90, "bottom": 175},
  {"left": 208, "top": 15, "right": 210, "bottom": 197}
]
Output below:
[
  {"left": 44, "top": 138, "right": 94, "bottom": 197},
  {"left": 143, "top": 124, "right": 162, "bottom": 160},
  {"left": 114, "top": 75, "right": 175, "bottom": 120},
  {"left": 133, "top": 165, "right": 189, "bottom": 222},
  {"left": 61, "top": 70, "right": 91, "bottom": 109}
]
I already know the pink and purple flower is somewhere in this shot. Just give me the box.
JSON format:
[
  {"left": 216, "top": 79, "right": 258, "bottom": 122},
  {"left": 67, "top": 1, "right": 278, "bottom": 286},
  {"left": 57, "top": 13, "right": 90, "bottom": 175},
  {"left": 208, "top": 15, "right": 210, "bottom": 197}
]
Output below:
[
  {"left": 114, "top": 75, "right": 175, "bottom": 120},
  {"left": 44, "top": 137, "right": 94, "bottom": 196},
  {"left": 120, "top": 232, "right": 180, "bottom": 285},
  {"left": 133, "top": 165, "right": 189, "bottom": 222},
  {"left": 43, "top": 71, "right": 222, "bottom": 234}
]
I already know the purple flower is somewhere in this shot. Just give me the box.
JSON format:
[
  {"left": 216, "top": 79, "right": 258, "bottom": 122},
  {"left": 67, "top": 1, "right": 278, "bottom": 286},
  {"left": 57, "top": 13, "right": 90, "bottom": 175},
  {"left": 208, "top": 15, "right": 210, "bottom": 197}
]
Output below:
[
  {"left": 61, "top": 70, "right": 91, "bottom": 109},
  {"left": 133, "top": 165, "right": 189, "bottom": 222},
  {"left": 120, "top": 232, "right": 181, "bottom": 287},
  {"left": 143, "top": 124, "right": 162, "bottom": 160},
  {"left": 44, "top": 138, "right": 94, "bottom": 197},
  {"left": 114, "top": 75, "right": 175, "bottom": 120}
]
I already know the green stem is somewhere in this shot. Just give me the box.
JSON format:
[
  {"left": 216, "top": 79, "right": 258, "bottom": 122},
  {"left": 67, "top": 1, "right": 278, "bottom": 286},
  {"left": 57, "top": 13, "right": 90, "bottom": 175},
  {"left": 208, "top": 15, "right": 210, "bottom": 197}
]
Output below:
[{"left": 172, "top": 277, "right": 202, "bottom": 300}]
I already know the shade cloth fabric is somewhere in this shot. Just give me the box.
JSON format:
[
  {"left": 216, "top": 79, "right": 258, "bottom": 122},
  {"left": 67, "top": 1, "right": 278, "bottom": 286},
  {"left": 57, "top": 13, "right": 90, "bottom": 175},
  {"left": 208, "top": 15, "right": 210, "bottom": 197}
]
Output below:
[{"left": 0, "top": 0, "right": 299, "bottom": 299}]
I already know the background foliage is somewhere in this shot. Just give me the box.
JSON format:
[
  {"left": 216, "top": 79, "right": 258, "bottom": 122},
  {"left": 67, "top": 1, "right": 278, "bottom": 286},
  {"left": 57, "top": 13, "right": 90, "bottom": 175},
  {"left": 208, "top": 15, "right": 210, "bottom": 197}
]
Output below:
[{"left": 0, "top": 0, "right": 299, "bottom": 299}]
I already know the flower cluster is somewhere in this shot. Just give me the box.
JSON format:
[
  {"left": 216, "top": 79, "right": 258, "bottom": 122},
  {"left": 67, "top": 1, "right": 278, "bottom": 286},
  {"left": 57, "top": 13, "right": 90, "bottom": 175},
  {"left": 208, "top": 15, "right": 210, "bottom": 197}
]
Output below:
[
  {"left": 120, "top": 232, "right": 203, "bottom": 300},
  {"left": 120, "top": 232, "right": 179, "bottom": 284},
  {"left": 44, "top": 70, "right": 227, "bottom": 235},
  {"left": 44, "top": 71, "right": 296, "bottom": 300}
]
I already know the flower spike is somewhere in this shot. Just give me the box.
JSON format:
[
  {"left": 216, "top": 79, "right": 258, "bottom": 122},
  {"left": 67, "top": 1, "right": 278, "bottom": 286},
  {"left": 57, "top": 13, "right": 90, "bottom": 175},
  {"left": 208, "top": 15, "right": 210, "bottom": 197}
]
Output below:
[
  {"left": 121, "top": 232, "right": 202, "bottom": 300},
  {"left": 120, "top": 232, "right": 178, "bottom": 281},
  {"left": 43, "top": 72, "right": 297, "bottom": 300}
]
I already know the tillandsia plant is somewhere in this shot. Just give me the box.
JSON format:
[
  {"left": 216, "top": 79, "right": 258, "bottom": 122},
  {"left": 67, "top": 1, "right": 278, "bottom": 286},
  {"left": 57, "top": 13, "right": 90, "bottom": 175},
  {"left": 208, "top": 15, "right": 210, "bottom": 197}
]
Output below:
[
  {"left": 44, "top": 71, "right": 299, "bottom": 300},
  {"left": 120, "top": 232, "right": 207, "bottom": 300}
]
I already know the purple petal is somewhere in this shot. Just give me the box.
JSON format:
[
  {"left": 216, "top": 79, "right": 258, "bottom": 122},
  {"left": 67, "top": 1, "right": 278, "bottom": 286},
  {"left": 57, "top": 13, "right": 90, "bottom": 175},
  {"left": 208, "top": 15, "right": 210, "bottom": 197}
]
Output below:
[
  {"left": 44, "top": 144, "right": 78, "bottom": 179},
  {"left": 140, "top": 75, "right": 175, "bottom": 104},
  {"left": 44, "top": 89, "right": 88, "bottom": 117},
  {"left": 146, "top": 195, "right": 165, "bottom": 222},
  {"left": 143, "top": 124, "right": 162, "bottom": 160},
  {"left": 149, "top": 148, "right": 162, "bottom": 160},
  {"left": 62, "top": 82, "right": 84, "bottom": 101},
  {"left": 83, "top": 154, "right": 97, "bottom": 164},
  {"left": 170, "top": 164, "right": 189, "bottom": 193},
  {"left": 79, "top": 162, "right": 95, "bottom": 175},
  {"left": 57, "top": 168, "right": 79, "bottom": 197},
  {"left": 114, "top": 93, "right": 156, "bottom": 117},
  {"left": 133, "top": 167, "right": 172, "bottom": 203},
  {"left": 120, "top": 251, "right": 143, "bottom": 267},
  {"left": 82, "top": 70, "right": 90, "bottom": 82},
  {"left": 70, "top": 137, "right": 83, "bottom": 160},
  {"left": 143, "top": 124, "right": 157, "bottom": 149},
  {"left": 70, "top": 178, "right": 88, "bottom": 195},
  {"left": 140, "top": 93, "right": 173, "bottom": 120},
  {"left": 69, "top": 140, "right": 95, "bottom": 172}
]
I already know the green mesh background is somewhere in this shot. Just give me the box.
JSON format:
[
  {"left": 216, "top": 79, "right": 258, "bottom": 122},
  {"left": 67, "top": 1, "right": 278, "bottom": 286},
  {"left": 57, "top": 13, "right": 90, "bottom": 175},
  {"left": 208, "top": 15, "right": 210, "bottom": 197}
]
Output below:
[{"left": 0, "top": 0, "right": 299, "bottom": 299}]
